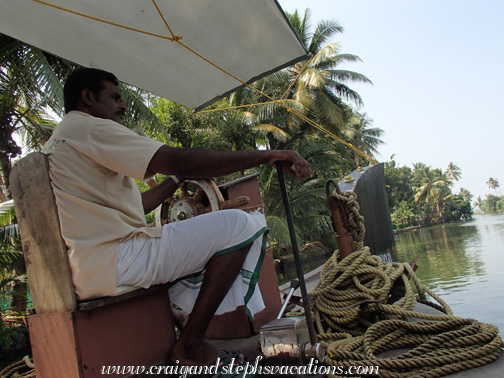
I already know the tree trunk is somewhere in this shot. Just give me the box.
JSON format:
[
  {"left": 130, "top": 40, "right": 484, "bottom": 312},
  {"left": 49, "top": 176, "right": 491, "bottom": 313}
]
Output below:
[{"left": 0, "top": 152, "right": 12, "bottom": 200}]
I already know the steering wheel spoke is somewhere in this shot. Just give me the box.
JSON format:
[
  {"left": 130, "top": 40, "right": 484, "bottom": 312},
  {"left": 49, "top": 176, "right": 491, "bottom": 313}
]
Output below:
[{"left": 158, "top": 179, "right": 224, "bottom": 225}]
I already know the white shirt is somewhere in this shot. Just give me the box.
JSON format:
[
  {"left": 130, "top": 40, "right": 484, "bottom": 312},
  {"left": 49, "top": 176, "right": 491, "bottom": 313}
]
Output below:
[{"left": 42, "top": 111, "right": 164, "bottom": 300}]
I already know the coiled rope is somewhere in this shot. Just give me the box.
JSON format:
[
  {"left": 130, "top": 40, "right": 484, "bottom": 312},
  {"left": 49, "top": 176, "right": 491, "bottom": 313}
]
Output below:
[
  {"left": 0, "top": 356, "right": 35, "bottom": 378},
  {"left": 308, "top": 189, "right": 503, "bottom": 377}
]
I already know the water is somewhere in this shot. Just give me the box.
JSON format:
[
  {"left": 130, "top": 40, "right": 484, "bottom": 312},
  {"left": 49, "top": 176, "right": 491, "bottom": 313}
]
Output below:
[
  {"left": 276, "top": 256, "right": 329, "bottom": 286},
  {"left": 393, "top": 213, "right": 504, "bottom": 336}
]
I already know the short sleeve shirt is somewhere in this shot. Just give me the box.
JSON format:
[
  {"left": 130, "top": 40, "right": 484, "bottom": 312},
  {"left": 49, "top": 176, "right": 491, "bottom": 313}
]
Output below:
[{"left": 42, "top": 111, "right": 165, "bottom": 300}]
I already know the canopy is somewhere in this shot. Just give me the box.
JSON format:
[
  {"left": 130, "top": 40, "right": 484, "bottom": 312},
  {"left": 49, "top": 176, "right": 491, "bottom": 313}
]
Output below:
[{"left": 0, "top": 0, "right": 309, "bottom": 111}]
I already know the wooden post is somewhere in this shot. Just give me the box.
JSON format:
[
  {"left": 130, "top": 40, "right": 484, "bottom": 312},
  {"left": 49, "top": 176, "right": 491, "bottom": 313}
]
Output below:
[{"left": 338, "top": 163, "right": 395, "bottom": 254}]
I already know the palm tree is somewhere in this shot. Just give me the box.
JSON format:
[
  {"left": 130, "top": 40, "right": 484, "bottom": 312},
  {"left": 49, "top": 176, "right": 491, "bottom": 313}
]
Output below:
[
  {"left": 414, "top": 166, "right": 450, "bottom": 222},
  {"left": 486, "top": 177, "right": 500, "bottom": 194},
  {"left": 414, "top": 167, "right": 435, "bottom": 205},
  {"left": 0, "top": 34, "right": 71, "bottom": 200},
  {"left": 118, "top": 85, "right": 167, "bottom": 141},
  {"left": 230, "top": 9, "right": 374, "bottom": 154},
  {"left": 432, "top": 170, "right": 452, "bottom": 222},
  {"left": 445, "top": 162, "right": 462, "bottom": 189},
  {"left": 473, "top": 196, "right": 483, "bottom": 212},
  {"left": 458, "top": 188, "right": 473, "bottom": 203},
  {"left": 286, "top": 9, "right": 371, "bottom": 114},
  {"left": 249, "top": 9, "right": 380, "bottom": 243},
  {"left": 340, "top": 111, "right": 384, "bottom": 166}
]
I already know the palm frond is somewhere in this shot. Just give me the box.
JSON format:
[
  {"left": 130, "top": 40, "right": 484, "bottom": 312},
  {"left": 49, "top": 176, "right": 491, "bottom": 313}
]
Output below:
[
  {"left": 327, "top": 70, "right": 372, "bottom": 85},
  {"left": 252, "top": 124, "right": 290, "bottom": 142},
  {"left": 311, "top": 43, "right": 342, "bottom": 67},
  {"left": 299, "top": 68, "right": 327, "bottom": 88},
  {"left": 120, "top": 85, "right": 168, "bottom": 141},
  {"left": 325, "top": 80, "right": 364, "bottom": 107},
  {"left": 265, "top": 215, "right": 302, "bottom": 248},
  {"left": 310, "top": 21, "right": 344, "bottom": 53}
]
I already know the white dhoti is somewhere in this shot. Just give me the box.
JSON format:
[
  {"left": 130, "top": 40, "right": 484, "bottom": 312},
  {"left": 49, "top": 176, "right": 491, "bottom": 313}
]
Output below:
[{"left": 116, "top": 209, "right": 268, "bottom": 319}]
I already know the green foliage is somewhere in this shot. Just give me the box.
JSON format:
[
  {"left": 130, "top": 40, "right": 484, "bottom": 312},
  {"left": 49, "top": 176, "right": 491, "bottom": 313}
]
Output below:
[
  {"left": 150, "top": 99, "right": 197, "bottom": 147},
  {"left": 0, "top": 319, "right": 29, "bottom": 358},
  {"left": 486, "top": 177, "right": 500, "bottom": 193},
  {"left": 481, "top": 194, "right": 504, "bottom": 214},
  {"left": 0, "top": 34, "right": 72, "bottom": 200},
  {"left": 391, "top": 201, "right": 415, "bottom": 229},
  {"left": 119, "top": 85, "right": 168, "bottom": 142},
  {"left": 385, "top": 158, "right": 472, "bottom": 228},
  {"left": 0, "top": 220, "right": 26, "bottom": 315},
  {"left": 260, "top": 134, "right": 338, "bottom": 248},
  {"left": 385, "top": 157, "right": 414, "bottom": 210},
  {"left": 146, "top": 10, "right": 380, "bottom": 250}
]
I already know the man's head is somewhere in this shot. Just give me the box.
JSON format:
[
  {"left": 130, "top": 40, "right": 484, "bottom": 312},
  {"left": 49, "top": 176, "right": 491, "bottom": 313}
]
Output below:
[{"left": 64, "top": 68, "right": 126, "bottom": 123}]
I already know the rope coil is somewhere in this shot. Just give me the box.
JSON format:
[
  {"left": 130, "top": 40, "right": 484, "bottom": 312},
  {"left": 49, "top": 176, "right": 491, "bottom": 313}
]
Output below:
[
  {"left": 0, "top": 356, "right": 35, "bottom": 378},
  {"left": 308, "top": 189, "right": 503, "bottom": 377}
]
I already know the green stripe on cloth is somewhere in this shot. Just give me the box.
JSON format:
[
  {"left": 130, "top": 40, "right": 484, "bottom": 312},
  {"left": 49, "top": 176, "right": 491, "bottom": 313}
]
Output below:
[
  {"left": 214, "top": 226, "right": 268, "bottom": 257},
  {"left": 244, "top": 230, "right": 269, "bottom": 320},
  {"left": 169, "top": 226, "right": 269, "bottom": 322}
]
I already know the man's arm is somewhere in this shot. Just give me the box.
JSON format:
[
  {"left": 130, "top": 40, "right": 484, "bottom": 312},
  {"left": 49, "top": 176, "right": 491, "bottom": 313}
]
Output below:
[
  {"left": 146, "top": 145, "right": 311, "bottom": 181},
  {"left": 141, "top": 176, "right": 179, "bottom": 214}
]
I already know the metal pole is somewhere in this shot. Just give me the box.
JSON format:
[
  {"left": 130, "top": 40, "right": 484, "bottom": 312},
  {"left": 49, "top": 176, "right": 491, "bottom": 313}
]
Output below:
[
  {"left": 276, "top": 279, "right": 299, "bottom": 319},
  {"left": 275, "top": 162, "right": 318, "bottom": 346}
]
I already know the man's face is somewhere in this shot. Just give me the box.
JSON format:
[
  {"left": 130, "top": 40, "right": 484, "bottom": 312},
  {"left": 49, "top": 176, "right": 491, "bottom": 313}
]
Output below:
[{"left": 89, "top": 80, "right": 127, "bottom": 123}]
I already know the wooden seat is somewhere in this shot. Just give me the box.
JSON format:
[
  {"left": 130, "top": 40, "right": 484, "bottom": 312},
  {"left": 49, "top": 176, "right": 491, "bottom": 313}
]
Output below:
[{"left": 10, "top": 152, "right": 176, "bottom": 378}]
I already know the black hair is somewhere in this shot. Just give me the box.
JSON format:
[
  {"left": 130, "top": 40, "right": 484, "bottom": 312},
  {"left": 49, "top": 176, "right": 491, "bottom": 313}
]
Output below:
[{"left": 63, "top": 68, "right": 119, "bottom": 114}]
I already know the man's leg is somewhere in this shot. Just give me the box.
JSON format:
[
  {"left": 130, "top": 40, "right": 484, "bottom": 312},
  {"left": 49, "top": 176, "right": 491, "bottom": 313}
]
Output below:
[{"left": 170, "top": 243, "right": 252, "bottom": 366}]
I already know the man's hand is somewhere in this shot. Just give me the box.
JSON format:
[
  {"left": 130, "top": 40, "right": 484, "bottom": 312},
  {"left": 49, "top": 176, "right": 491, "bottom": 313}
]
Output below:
[{"left": 268, "top": 150, "right": 312, "bottom": 181}]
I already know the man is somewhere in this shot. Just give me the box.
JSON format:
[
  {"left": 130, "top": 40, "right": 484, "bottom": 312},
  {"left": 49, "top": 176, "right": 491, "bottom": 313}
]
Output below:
[{"left": 42, "top": 68, "right": 311, "bottom": 367}]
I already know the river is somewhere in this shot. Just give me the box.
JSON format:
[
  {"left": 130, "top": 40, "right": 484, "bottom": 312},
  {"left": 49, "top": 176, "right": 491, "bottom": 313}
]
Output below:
[{"left": 393, "top": 213, "right": 504, "bottom": 336}]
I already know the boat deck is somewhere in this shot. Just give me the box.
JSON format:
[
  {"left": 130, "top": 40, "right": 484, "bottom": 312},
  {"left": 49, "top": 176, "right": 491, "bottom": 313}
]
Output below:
[{"left": 212, "top": 267, "right": 503, "bottom": 377}]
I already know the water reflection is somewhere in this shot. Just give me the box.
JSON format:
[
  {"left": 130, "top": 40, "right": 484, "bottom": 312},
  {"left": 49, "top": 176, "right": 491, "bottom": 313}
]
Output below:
[{"left": 393, "top": 213, "right": 504, "bottom": 336}]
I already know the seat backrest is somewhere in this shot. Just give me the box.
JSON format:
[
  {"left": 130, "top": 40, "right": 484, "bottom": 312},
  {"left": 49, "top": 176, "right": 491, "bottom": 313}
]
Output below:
[{"left": 10, "top": 152, "right": 76, "bottom": 313}]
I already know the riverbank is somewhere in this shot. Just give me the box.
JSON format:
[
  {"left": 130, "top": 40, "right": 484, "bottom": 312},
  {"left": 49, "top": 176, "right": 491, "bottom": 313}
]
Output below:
[{"left": 394, "top": 215, "right": 475, "bottom": 235}]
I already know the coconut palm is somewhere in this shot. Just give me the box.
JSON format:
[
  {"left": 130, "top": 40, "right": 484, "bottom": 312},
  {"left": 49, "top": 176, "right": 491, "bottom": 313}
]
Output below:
[
  {"left": 231, "top": 9, "right": 374, "bottom": 154},
  {"left": 458, "top": 188, "right": 473, "bottom": 203},
  {"left": 414, "top": 167, "right": 435, "bottom": 206},
  {"left": 473, "top": 196, "right": 483, "bottom": 212},
  {"left": 445, "top": 162, "right": 461, "bottom": 191},
  {"left": 486, "top": 177, "right": 500, "bottom": 194},
  {"left": 446, "top": 162, "right": 462, "bottom": 182},
  {"left": 340, "top": 111, "right": 384, "bottom": 165},
  {"left": 414, "top": 166, "right": 450, "bottom": 222},
  {"left": 245, "top": 9, "right": 377, "bottom": 244},
  {"left": 0, "top": 34, "right": 71, "bottom": 200},
  {"left": 287, "top": 9, "right": 371, "bottom": 108}
]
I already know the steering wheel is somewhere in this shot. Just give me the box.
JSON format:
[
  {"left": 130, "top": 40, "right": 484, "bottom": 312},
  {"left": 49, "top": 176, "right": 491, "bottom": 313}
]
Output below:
[{"left": 152, "top": 179, "right": 250, "bottom": 225}]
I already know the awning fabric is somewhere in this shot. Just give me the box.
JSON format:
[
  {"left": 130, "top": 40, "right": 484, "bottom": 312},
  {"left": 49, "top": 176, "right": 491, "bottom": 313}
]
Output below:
[{"left": 1, "top": 0, "right": 309, "bottom": 111}]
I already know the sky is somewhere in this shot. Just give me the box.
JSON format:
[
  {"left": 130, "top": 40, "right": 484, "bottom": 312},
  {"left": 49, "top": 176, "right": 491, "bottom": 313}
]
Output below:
[{"left": 278, "top": 0, "right": 504, "bottom": 200}]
